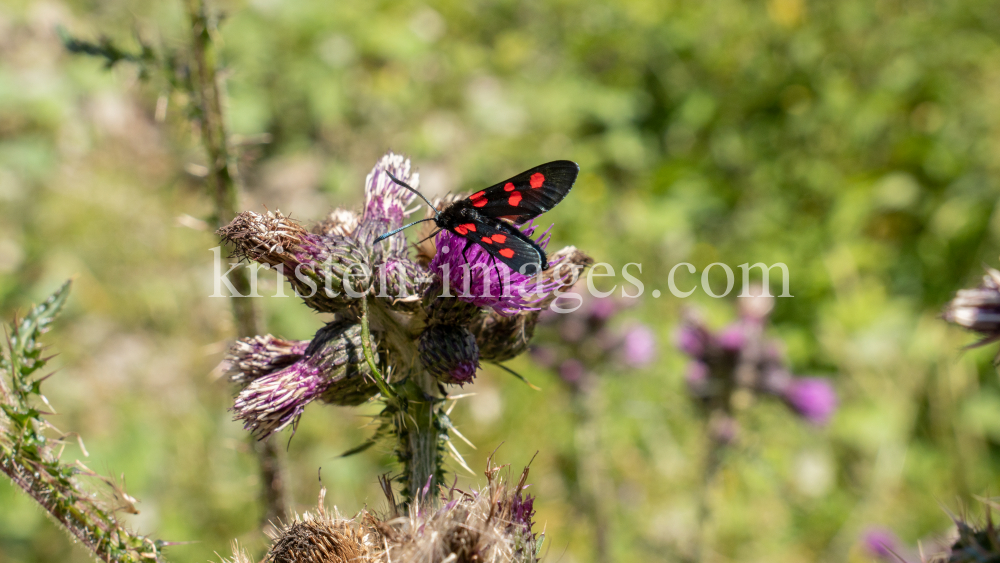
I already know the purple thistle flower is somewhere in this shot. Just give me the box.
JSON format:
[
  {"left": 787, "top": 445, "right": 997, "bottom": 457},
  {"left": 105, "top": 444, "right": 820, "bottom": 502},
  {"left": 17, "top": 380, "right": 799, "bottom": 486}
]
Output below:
[
  {"left": 622, "top": 324, "right": 656, "bottom": 367},
  {"left": 361, "top": 152, "right": 418, "bottom": 229},
  {"left": 429, "top": 223, "right": 561, "bottom": 316},
  {"left": 232, "top": 361, "right": 329, "bottom": 439},
  {"left": 223, "top": 334, "right": 309, "bottom": 386},
  {"left": 675, "top": 324, "right": 707, "bottom": 358},
  {"left": 783, "top": 377, "right": 837, "bottom": 425},
  {"left": 717, "top": 323, "right": 745, "bottom": 352},
  {"left": 861, "top": 527, "right": 902, "bottom": 560},
  {"left": 355, "top": 152, "right": 420, "bottom": 264},
  {"left": 559, "top": 358, "right": 587, "bottom": 388}
]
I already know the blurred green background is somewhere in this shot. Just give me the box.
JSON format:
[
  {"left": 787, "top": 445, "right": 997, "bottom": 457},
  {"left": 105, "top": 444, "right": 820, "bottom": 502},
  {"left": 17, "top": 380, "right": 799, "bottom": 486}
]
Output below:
[{"left": 3, "top": 0, "right": 1000, "bottom": 561}]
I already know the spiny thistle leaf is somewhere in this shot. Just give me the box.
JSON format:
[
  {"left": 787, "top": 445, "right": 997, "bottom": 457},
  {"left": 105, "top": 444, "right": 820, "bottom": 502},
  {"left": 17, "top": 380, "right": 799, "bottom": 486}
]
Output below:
[{"left": 0, "top": 280, "right": 166, "bottom": 562}]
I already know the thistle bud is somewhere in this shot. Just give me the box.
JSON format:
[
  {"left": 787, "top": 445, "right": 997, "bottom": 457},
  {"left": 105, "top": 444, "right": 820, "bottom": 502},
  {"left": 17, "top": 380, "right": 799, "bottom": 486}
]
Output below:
[
  {"left": 217, "top": 210, "right": 372, "bottom": 313},
  {"left": 307, "top": 320, "right": 380, "bottom": 406},
  {"left": 423, "top": 281, "right": 484, "bottom": 326},
  {"left": 470, "top": 310, "right": 538, "bottom": 363},
  {"left": 419, "top": 325, "right": 480, "bottom": 385},
  {"left": 223, "top": 335, "right": 309, "bottom": 386}
]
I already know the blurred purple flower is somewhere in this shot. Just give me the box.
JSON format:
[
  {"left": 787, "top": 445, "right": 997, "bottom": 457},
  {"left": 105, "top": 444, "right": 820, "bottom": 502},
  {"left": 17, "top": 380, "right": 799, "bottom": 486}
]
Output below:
[
  {"left": 429, "top": 223, "right": 559, "bottom": 315},
  {"left": 783, "top": 377, "right": 837, "bottom": 425},
  {"left": 530, "top": 345, "right": 558, "bottom": 369},
  {"left": 685, "top": 361, "right": 710, "bottom": 397},
  {"left": 622, "top": 325, "right": 656, "bottom": 367},
  {"left": 862, "top": 527, "right": 901, "bottom": 560},
  {"left": 717, "top": 323, "right": 745, "bottom": 351},
  {"left": 589, "top": 297, "right": 618, "bottom": 321},
  {"left": 675, "top": 325, "right": 706, "bottom": 357},
  {"left": 559, "top": 359, "right": 587, "bottom": 387}
]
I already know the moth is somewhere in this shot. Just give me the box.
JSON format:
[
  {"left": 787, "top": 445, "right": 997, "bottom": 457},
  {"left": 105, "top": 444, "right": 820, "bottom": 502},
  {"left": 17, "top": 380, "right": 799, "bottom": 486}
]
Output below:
[{"left": 374, "top": 161, "right": 579, "bottom": 275}]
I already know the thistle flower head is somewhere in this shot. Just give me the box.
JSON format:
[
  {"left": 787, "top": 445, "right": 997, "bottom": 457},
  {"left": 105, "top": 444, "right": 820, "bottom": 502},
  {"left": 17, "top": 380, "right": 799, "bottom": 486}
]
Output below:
[
  {"left": 223, "top": 334, "right": 309, "bottom": 386},
  {"left": 419, "top": 325, "right": 481, "bottom": 385},
  {"left": 356, "top": 152, "right": 419, "bottom": 256},
  {"left": 266, "top": 503, "right": 374, "bottom": 563},
  {"left": 231, "top": 321, "right": 376, "bottom": 439},
  {"left": 429, "top": 223, "right": 561, "bottom": 316},
  {"left": 218, "top": 210, "right": 372, "bottom": 313},
  {"left": 677, "top": 307, "right": 838, "bottom": 426},
  {"left": 232, "top": 362, "right": 329, "bottom": 439},
  {"left": 782, "top": 377, "right": 837, "bottom": 425},
  {"left": 944, "top": 266, "right": 1000, "bottom": 353}
]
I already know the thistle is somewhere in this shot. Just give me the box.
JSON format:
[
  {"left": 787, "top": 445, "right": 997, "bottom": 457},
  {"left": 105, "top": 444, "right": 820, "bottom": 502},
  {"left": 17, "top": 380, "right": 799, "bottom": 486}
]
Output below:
[
  {"left": 222, "top": 459, "right": 543, "bottom": 563},
  {"left": 944, "top": 266, "right": 1000, "bottom": 358},
  {"left": 0, "top": 282, "right": 167, "bottom": 562},
  {"left": 677, "top": 291, "right": 838, "bottom": 562},
  {"left": 677, "top": 292, "right": 838, "bottom": 430},
  {"left": 219, "top": 152, "right": 592, "bottom": 504},
  {"left": 528, "top": 290, "right": 656, "bottom": 563}
]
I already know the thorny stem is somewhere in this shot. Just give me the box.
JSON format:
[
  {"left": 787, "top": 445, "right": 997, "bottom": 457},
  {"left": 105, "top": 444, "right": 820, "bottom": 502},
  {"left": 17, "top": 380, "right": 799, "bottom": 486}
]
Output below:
[
  {"left": 184, "top": 0, "right": 288, "bottom": 525},
  {"left": 362, "top": 297, "right": 444, "bottom": 506}
]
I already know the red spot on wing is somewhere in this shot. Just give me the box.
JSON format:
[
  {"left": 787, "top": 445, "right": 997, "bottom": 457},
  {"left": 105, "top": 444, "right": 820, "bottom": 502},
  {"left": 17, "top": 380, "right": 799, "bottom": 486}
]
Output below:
[
  {"left": 499, "top": 248, "right": 515, "bottom": 259},
  {"left": 530, "top": 173, "right": 545, "bottom": 188},
  {"left": 473, "top": 198, "right": 488, "bottom": 208},
  {"left": 470, "top": 191, "right": 485, "bottom": 200},
  {"left": 504, "top": 182, "right": 516, "bottom": 192},
  {"left": 454, "top": 225, "right": 468, "bottom": 235},
  {"left": 461, "top": 223, "right": 477, "bottom": 232},
  {"left": 491, "top": 234, "right": 507, "bottom": 244},
  {"left": 508, "top": 192, "right": 522, "bottom": 207},
  {"left": 481, "top": 236, "right": 493, "bottom": 244}
]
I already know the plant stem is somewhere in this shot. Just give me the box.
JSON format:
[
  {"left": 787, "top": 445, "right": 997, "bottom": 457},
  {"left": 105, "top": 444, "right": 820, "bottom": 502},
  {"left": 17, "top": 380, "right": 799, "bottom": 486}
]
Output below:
[
  {"left": 184, "top": 0, "right": 289, "bottom": 525},
  {"left": 692, "top": 425, "right": 725, "bottom": 563},
  {"left": 571, "top": 384, "right": 610, "bottom": 563},
  {"left": 363, "top": 298, "right": 443, "bottom": 506}
]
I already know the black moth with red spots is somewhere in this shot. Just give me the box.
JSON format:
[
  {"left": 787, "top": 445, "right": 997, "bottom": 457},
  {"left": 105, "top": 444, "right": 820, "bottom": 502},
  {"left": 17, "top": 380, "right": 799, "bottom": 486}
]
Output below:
[{"left": 375, "top": 160, "right": 579, "bottom": 275}]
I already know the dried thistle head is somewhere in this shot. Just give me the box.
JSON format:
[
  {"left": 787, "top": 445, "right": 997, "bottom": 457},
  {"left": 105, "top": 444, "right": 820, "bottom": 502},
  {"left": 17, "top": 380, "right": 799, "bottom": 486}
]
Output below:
[
  {"left": 265, "top": 490, "right": 376, "bottom": 563},
  {"left": 313, "top": 207, "right": 360, "bottom": 237},
  {"left": 372, "top": 461, "right": 542, "bottom": 563},
  {"left": 218, "top": 210, "right": 372, "bottom": 313},
  {"left": 268, "top": 517, "right": 374, "bottom": 563}
]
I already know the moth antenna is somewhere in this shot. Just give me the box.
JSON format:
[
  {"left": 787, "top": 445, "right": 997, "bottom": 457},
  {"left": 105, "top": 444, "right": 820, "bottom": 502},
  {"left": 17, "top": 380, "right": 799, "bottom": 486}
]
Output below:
[
  {"left": 373, "top": 217, "right": 436, "bottom": 244},
  {"left": 386, "top": 171, "right": 440, "bottom": 217},
  {"left": 414, "top": 228, "right": 443, "bottom": 246}
]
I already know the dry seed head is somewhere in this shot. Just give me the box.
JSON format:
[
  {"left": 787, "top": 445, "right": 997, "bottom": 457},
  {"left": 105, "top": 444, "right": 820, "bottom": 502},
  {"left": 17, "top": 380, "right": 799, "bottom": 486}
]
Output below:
[{"left": 268, "top": 514, "right": 374, "bottom": 563}]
